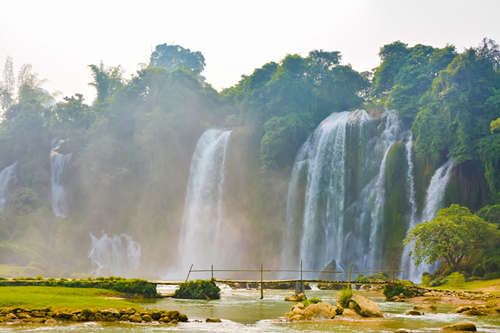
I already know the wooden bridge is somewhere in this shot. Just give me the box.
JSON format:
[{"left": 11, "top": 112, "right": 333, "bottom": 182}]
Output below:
[{"left": 149, "top": 262, "right": 401, "bottom": 299}]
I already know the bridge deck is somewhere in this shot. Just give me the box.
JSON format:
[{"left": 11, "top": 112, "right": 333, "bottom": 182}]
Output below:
[{"left": 150, "top": 279, "right": 388, "bottom": 285}]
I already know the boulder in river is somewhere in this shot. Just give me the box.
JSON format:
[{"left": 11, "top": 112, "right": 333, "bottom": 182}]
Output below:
[
  {"left": 441, "top": 321, "right": 477, "bottom": 331},
  {"left": 405, "top": 309, "right": 422, "bottom": 316},
  {"left": 285, "top": 301, "right": 340, "bottom": 321},
  {"left": 348, "top": 294, "right": 383, "bottom": 317},
  {"left": 285, "top": 293, "right": 307, "bottom": 302}
]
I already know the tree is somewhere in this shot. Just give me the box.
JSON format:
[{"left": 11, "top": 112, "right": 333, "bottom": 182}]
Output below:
[
  {"left": 88, "top": 62, "right": 124, "bottom": 104},
  {"left": 405, "top": 204, "right": 500, "bottom": 272},
  {"left": 150, "top": 44, "right": 205, "bottom": 75},
  {"left": 491, "top": 117, "right": 500, "bottom": 133},
  {"left": 0, "top": 57, "right": 15, "bottom": 111}
]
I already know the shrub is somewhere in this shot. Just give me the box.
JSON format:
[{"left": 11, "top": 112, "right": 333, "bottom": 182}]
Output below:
[
  {"left": 173, "top": 280, "right": 220, "bottom": 300},
  {"left": 421, "top": 274, "right": 431, "bottom": 287},
  {"left": 309, "top": 297, "right": 321, "bottom": 304},
  {"left": 355, "top": 272, "right": 390, "bottom": 283},
  {"left": 338, "top": 288, "right": 352, "bottom": 307},
  {"left": 444, "top": 272, "right": 465, "bottom": 288},
  {"left": 383, "top": 281, "right": 416, "bottom": 300},
  {"left": 484, "top": 272, "right": 500, "bottom": 280}
]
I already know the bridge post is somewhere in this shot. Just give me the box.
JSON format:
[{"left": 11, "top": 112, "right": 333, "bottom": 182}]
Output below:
[
  {"left": 295, "top": 260, "right": 304, "bottom": 295},
  {"left": 348, "top": 262, "right": 353, "bottom": 290},
  {"left": 185, "top": 264, "right": 193, "bottom": 282},
  {"left": 260, "top": 264, "right": 264, "bottom": 300}
]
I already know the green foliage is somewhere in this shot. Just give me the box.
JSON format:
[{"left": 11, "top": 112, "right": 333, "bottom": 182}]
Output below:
[
  {"left": 0, "top": 277, "right": 157, "bottom": 297},
  {"left": 150, "top": 44, "right": 205, "bottom": 75},
  {"left": 173, "top": 280, "right": 220, "bottom": 300},
  {"left": 444, "top": 272, "right": 465, "bottom": 288},
  {"left": 88, "top": 62, "right": 124, "bottom": 104},
  {"left": 491, "top": 117, "right": 500, "bottom": 133},
  {"left": 309, "top": 297, "right": 321, "bottom": 304},
  {"left": 355, "top": 272, "right": 390, "bottom": 283},
  {"left": 224, "top": 50, "right": 367, "bottom": 169},
  {"left": 383, "top": 281, "right": 416, "bottom": 299},
  {"left": 421, "top": 274, "right": 431, "bottom": 287},
  {"left": 477, "top": 204, "right": 500, "bottom": 225},
  {"left": 405, "top": 204, "right": 500, "bottom": 272},
  {"left": 373, "top": 41, "right": 457, "bottom": 122},
  {"left": 338, "top": 288, "right": 352, "bottom": 307}
]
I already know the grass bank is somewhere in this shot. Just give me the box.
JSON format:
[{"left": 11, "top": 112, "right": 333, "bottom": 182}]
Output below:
[
  {"left": 433, "top": 278, "right": 500, "bottom": 294},
  {"left": 0, "top": 286, "right": 140, "bottom": 310}
]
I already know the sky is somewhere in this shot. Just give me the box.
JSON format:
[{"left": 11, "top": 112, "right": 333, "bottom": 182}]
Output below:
[{"left": 1, "top": 0, "right": 499, "bottom": 102}]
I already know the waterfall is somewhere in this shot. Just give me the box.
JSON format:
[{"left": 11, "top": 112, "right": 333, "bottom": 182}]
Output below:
[
  {"left": 178, "top": 128, "right": 231, "bottom": 270},
  {"left": 401, "top": 158, "right": 455, "bottom": 281},
  {"left": 281, "top": 109, "right": 401, "bottom": 277},
  {"left": 399, "top": 134, "right": 418, "bottom": 278},
  {"left": 366, "top": 111, "right": 401, "bottom": 269},
  {"left": 88, "top": 233, "right": 141, "bottom": 277},
  {"left": 50, "top": 140, "right": 72, "bottom": 218},
  {"left": 0, "top": 162, "right": 17, "bottom": 211}
]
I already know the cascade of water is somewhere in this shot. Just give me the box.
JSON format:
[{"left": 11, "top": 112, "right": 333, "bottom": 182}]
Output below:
[
  {"left": 0, "top": 162, "right": 17, "bottom": 211},
  {"left": 401, "top": 159, "right": 455, "bottom": 281},
  {"left": 178, "top": 128, "right": 232, "bottom": 270},
  {"left": 50, "top": 140, "right": 72, "bottom": 218},
  {"left": 399, "top": 134, "right": 417, "bottom": 277},
  {"left": 88, "top": 233, "right": 141, "bottom": 277},
  {"left": 366, "top": 111, "right": 401, "bottom": 269},
  {"left": 281, "top": 110, "right": 405, "bottom": 277}
]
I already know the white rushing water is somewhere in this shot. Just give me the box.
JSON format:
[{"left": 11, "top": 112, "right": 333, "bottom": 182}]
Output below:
[
  {"left": 88, "top": 233, "right": 141, "bottom": 277},
  {"left": 281, "top": 109, "right": 402, "bottom": 276},
  {"left": 401, "top": 158, "right": 455, "bottom": 281},
  {"left": 366, "top": 110, "right": 401, "bottom": 269},
  {"left": 50, "top": 139, "right": 72, "bottom": 218},
  {"left": 178, "top": 128, "right": 232, "bottom": 271},
  {"left": 0, "top": 162, "right": 16, "bottom": 211}
]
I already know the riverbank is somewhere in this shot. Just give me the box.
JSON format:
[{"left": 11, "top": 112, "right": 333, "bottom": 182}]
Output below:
[{"left": 0, "top": 286, "right": 187, "bottom": 325}]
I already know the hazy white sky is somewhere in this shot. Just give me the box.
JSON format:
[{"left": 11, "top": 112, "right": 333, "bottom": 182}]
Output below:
[{"left": 1, "top": 0, "right": 499, "bottom": 102}]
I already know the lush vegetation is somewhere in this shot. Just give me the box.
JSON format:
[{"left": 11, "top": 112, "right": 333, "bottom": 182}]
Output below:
[
  {"left": 0, "top": 277, "right": 157, "bottom": 297},
  {"left": 173, "top": 280, "right": 220, "bottom": 300},
  {"left": 383, "top": 281, "right": 418, "bottom": 299},
  {"left": 338, "top": 288, "right": 352, "bottom": 307},
  {"left": 0, "top": 37, "right": 499, "bottom": 278},
  {"left": 405, "top": 204, "right": 500, "bottom": 279},
  {"left": 0, "top": 286, "right": 139, "bottom": 310}
]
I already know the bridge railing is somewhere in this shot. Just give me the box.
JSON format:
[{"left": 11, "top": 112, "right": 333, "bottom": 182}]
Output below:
[{"left": 177, "top": 262, "right": 403, "bottom": 299}]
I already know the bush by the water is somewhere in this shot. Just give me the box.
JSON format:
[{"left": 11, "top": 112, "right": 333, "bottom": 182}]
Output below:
[
  {"left": 338, "top": 288, "right": 352, "bottom": 307},
  {"left": 0, "top": 277, "right": 158, "bottom": 297},
  {"left": 383, "top": 281, "right": 416, "bottom": 299},
  {"left": 355, "top": 272, "right": 390, "bottom": 283},
  {"left": 173, "top": 280, "right": 220, "bottom": 300},
  {"left": 444, "top": 272, "right": 465, "bottom": 288}
]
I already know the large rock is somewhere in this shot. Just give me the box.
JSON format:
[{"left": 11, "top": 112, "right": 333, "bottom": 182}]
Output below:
[
  {"left": 285, "top": 302, "right": 339, "bottom": 321},
  {"left": 441, "top": 321, "right": 477, "bottom": 331},
  {"left": 348, "top": 294, "right": 383, "bottom": 317}
]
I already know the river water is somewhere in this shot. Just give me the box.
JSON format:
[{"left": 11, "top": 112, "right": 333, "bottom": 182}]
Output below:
[{"left": 2, "top": 287, "right": 499, "bottom": 332}]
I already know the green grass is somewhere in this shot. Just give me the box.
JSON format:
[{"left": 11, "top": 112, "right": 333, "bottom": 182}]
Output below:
[
  {"left": 432, "top": 278, "right": 500, "bottom": 293},
  {"left": 0, "top": 286, "right": 140, "bottom": 310}
]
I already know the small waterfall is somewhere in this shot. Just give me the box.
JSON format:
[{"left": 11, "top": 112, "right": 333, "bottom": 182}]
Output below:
[
  {"left": 281, "top": 109, "right": 401, "bottom": 277},
  {"left": 401, "top": 158, "right": 455, "bottom": 281},
  {"left": 50, "top": 140, "right": 72, "bottom": 218},
  {"left": 366, "top": 111, "right": 401, "bottom": 269},
  {"left": 178, "top": 128, "right": 231, "bottom": 270},
  {"left": 399, "top": 134, "right": 418, "bottom": 278},
  {"left": 88, "top": 233, "right": 141, "bottom": 277},
  {"left": 0, "top": 162, "right": 17, "bottom": 211}
]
